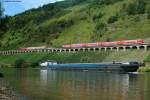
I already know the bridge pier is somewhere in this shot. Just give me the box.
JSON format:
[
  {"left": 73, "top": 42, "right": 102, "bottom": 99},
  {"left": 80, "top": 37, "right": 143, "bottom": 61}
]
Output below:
[
  {"left": 37, "top": 49, "right": 41, "bottom": 53},
  {"left": 117, "top": 47, "right": 119, "bottom": 52},
  {"left": 144, "top": 45, "right": 147, "bottom": 51},
  {"left": 63, "top": 49, "right": 66, "bottom": 53},
  {"left": 73, "top": 49, "right": 76, "bottom": 52},
  {"left": 59, "top": 49, "right": 62, "bottom": 52},
  {"left": 136, "top": 46, "right": 140, "bottom": 50},
  {"left": 123, "top": 46, "right": 126, "bottom": 51},
  {"left": 110, "top": 47, "right": 113, "bottom": 51},
  {"left": 87, "top": 48, "right": 90, "bottom": 52},
  {"left": 130, "top": 46, "right": 133, "bottom": 49},
  {"left": 78, "top": 48, "right": 80, "bottom": 52},
  {"left": 98, "top": 48, "right": 101, "bottom": 51},
  {"left": 82, "top": 48, "right": 85, "bottom": 52},
  {"left": 47, "top": 49, "right": 51, "bottom": 53},
  {"left": 51, "top": 49, "right": 54, "bottom": 53},
  {"left": 104, "top": 47, "right": 107, "bottom": 51},
  {"left": 93, "top": 48, "right": 96, "bottom": 52},
  {"left": 68, "top": 49, "right": 71, "bottom": 53}
]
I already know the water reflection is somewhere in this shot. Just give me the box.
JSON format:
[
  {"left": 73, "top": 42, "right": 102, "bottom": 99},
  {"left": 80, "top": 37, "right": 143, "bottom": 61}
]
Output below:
[
  {"left": 2, "top": 68, "right": 148, "bottom": 100},
  {"left": 39, "top": 70, "right": 144, "bottom": 100},
  {"left": 40, "top": 70, "right": 48, "bottom": 86}
]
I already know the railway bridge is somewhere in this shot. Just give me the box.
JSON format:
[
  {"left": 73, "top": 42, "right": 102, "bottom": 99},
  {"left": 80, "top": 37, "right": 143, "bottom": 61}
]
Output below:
[{"left": 0, "top": 44, "right": 150, "bottom": 56}]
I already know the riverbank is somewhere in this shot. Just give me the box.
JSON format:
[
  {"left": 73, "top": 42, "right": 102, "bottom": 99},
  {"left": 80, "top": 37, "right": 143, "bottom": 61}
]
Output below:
[
  {"left": 0, "top": 50, "right": 150, "bottom": 69},
  {"left": 0, "top": 78, "right": 17, "bottom": 100},
  {"left": 0, "top": 77, "right": 28, "bottom": 100},
  {"left": 0, "top": 86, "right": 16, "bottom": 100}
]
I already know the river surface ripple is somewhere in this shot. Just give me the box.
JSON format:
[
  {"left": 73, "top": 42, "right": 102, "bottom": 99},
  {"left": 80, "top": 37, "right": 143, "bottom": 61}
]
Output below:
[{"left": 1, "top": 68, "right": 150, "bottom": 100}]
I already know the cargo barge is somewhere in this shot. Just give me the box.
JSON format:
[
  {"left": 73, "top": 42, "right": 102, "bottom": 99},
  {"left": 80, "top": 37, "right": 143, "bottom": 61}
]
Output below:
[{"left": 40, "top": 61, "right": 141, "bottom": 72}]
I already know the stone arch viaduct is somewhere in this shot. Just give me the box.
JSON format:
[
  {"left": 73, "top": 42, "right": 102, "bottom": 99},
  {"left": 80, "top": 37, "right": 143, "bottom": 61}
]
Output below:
[{"left": 0, "top": 44, "right": 150, "bottom": 56}]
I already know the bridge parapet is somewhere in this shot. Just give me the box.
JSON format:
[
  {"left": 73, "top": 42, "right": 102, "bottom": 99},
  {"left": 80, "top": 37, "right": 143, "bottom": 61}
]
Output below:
[{"left": 0, "top": 44, "right": 150, "bottom": 55}]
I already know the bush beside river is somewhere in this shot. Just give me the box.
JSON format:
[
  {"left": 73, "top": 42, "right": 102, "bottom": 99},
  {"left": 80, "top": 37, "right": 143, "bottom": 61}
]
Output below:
[
  {"left": 138, "top": 67, "right": 150, "bottom": 72},
  {"left": 137, "top": 63, "right": 150, "bottom": 72}
]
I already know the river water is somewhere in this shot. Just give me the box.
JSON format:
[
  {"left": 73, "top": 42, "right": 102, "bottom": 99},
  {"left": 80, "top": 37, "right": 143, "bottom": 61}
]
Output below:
[{"left": 1, "top": 68, "right": 150, "bottom": 100}]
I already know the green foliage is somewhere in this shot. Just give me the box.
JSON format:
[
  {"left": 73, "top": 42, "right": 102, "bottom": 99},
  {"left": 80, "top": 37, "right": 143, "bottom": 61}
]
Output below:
[
  {"left": 0, "top": 9, "right": 10, "bottom": 41},
  {"left": 0, "top": 2, "right": 3, "bottom": 18},
  {"left": 1, "top": 0, "right": 150, "bottom": 49},
  {"left": 38, "top": 19, "right": 73, "bottom": 35},
  {"left": 126, "top": 0, "right": 146, "bottom": 15},
  {"left": 0, "top": 50, "right": 149, "bottom": 68},
  {"left": 0, "top": 51, "right": 110, "bottom": 67},
  {"left": 92, "top": 0, "right": 123, "bottom": 5},
  {"left": 92, "top": 12, "right": 103, "bottom": 22},
  {"left": 80, "top": 57, "right": 91, "bottom": 63},
  {"left": 147, "top": 6, "right": 150, "bottom": 19},
  {"left": 108, "top": 15, "right": 118, "bottom": 24},
  {"left": 1, "top": 0, "right": 150, "bottom": 69},
  {"left": 91, "top": 21, "right": 107, "bottom": 41},
  {"left": 95, "top": 22, "right": 107, "bottom": 32},
  {"left": 0, "top": 2, "right": 9, "bottom": 37},
  {"left": 14, "top": 59, "right": 27, "bottom": 68},
  {"left": 30, "top": 62, "right": 39, "bottom": 67},
  {"left": 7, "top": 1, "right": 78, "bottom": 30},
  {"left": 93, "top": 22, "right": 107, "bottom": 38},
  {"left": 138, "top": 67, "right": 150, "bottom": 72},
  {"left": 136, "top": 0, "right": 146, "bottom": 14}
]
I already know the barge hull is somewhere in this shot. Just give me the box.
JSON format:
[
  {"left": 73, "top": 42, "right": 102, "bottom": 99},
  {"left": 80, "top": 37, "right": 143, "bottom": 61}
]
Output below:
[{"left": 46, "top": 63, "right": 139, "bottom": 72}]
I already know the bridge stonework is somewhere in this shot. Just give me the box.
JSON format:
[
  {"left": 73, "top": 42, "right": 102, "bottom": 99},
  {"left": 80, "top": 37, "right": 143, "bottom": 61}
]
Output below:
[{"left": 0, "top": 44, "right": 150, "bottom": 56}]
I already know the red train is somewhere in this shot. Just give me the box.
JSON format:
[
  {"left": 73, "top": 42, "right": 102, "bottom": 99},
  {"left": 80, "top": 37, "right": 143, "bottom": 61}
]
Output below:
[
  {"left": 19, "top": 39, "right": 144, "bottom": 51},
  {"left": 62, "top": 39, "right": 144, "bottom": 48}
]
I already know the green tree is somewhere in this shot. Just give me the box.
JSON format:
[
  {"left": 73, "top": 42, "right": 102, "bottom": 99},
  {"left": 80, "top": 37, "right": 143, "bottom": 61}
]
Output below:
[
  {"left": 14, "top": 59, "right": 27, "bottom": 68},
  {"left": 126, "top": 3, "right": 136, "bottom": 15},
  {"left": 136, "top": 0, "right": 146, "bottom": 14},
  {"left": 0, "top": 2, "right": 4, "bottom": 37},
  {"left": 0, "top": 2, "right": 3, "bottom": 18},
  {"left": 127, "top": 0, "right": 146, "bottom": 15},
  {"left": 92, "top": 12, "right": 103, "bottom": 22},
  {"left": 92, "top": 0, "right": 123, "bottom": 5},
  {"left": 108, "top": 15, "right": 118, "bottom": 24},
  {"left": 147, "top": 6, "right": 150, "bottom": 19}
]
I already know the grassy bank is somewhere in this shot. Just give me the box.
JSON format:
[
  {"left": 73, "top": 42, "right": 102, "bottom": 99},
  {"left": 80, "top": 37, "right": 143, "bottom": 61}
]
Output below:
[
  {"left": 0, "top": 50, "right": 150, "bottom": 68},
  {"left": 0, "top": 51, "right": 110, "bottom": 67},
  {"left": 138, "top": 67, "right": 150, "bottom": 72}
]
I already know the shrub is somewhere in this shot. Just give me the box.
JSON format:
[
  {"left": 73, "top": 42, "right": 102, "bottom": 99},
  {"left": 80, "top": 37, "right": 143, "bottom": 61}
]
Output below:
[
  {"left": 14, "top": 59, "right": 27, "bottom": 68},
  {"left": 92, "top": 0, "right": 123, "bottom": 5},
  {"left": 136, "top": 0, "right": 146, "bottom": 14},
  {"left": 126, "top": 3, "right": 136, "bottom": 15},
  {"left": 148, "top": 12, "right": 150, "bottom": 19},
  {"left": 133, "top": 15, "right": 140, "bottom": 22},
  {"left": 147, "top": 7, "right": 150, "bottom": 19},
  {"left": 138, "top": 67, "right": 150, "bottom": 72},
  {"left": 80, "top": 57, "right": 91, "bottom": 63},
  {"left": 92, "top": 22, "right": 107, "bottom": 41},
  {"left": 92, "top": 12, "right": 103, "bottom": 22},
  {"left": 108, "top": 15, "right": 118, "bottom": 24},
  {"left": 30, "top": 62, "right": 39, "bottom": 67},
  {"left": 93, "top": 22, "right": 107, "bottom": 39},
  {"left": 106, "top": 37, "right": 112, "bottom": 42},
  {"left": 126, "top": 0, "right": 146, "bottom": 15},
  {"left": 95, "top": 22, "right": 106, "bottom": 31}
]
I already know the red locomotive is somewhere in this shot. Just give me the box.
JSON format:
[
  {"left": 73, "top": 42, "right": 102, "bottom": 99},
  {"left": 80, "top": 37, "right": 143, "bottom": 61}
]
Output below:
[{"left": 62, "top": 39, "right": 144, "bottom": 48}]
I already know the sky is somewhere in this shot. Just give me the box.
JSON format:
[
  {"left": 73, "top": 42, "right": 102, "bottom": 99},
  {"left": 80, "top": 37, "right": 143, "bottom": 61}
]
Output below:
[{"left": 2, "top": 0, "right": 63, "bottom": 16}]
